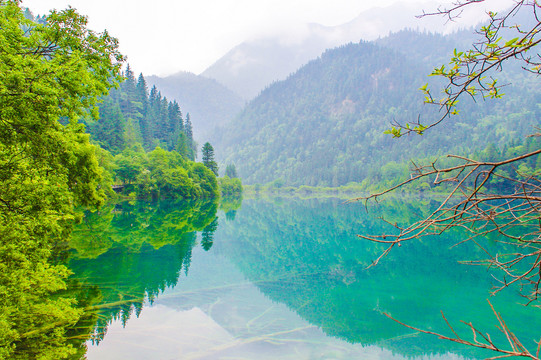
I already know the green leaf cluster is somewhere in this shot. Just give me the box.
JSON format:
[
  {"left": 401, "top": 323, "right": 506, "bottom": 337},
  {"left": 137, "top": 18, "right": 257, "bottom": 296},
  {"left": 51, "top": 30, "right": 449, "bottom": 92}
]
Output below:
[
  {"left": 0, "top": 2, "right": 122, "bottom": 358},
  {"left": 113, "top": 146, "right": 219, "bottom": 199},
  {"left": 218, "top": 176, "right": 243, "bottom": 196}
]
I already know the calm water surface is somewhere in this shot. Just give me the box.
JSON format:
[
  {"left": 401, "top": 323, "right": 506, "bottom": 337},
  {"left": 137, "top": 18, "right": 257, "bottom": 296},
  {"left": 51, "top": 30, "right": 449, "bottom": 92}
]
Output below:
[{"left": 69, "top": 197, "right": 541, "bottom": 359}]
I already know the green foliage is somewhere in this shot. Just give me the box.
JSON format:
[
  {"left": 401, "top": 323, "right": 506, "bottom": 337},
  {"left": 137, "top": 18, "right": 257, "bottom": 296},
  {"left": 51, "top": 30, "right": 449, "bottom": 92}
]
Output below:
[
  {"left": 188, "top": 162, "right": 220, "bottom": 199},
  {"left": 112, "top": 147, "right": 219, "bottom": 199},
  {"left": 218, "top": 176, "right": 243, "bottom": 196},
  {"left": 0, "top": 1, "right": 122, "bottom": 358}
]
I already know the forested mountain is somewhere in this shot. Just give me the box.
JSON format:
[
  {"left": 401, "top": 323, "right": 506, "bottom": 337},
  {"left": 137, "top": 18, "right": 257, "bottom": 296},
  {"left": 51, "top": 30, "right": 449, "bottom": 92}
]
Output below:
[
  {"left": 216, "top": 30, "right": 540, "bottom": 186},
  {"left": 147, "top": 71, "right": 244, "bottom": 143}
]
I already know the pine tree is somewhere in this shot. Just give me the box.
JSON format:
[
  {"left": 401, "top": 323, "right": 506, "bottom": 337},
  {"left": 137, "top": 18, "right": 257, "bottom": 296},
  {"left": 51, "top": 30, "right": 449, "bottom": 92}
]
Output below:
[
  {"left": 153, "top": 95, "right": 169, "bottom": 144},
  {"left": 201, "top": 218, "right": 218, "bottom": 251},
  {"left": 136, "top": 73, "right": 149, "bottom": 115},
  {"left": 94, "top": 97, "right": 125, "bottom": 153},
  {"left": 176, "top": 131, "right": 190, "bottom": 159},
  {"left": 120, "top": 64, "right": 137, "bottom": 119},
  {"left": 143, "top": 85, "right": 161, "bottom": 149},
  {"left": 202, "top": 142, "right": 218, "bottom": 176},
  {"left": 149, "top": 85, "right": 159, "bottom": 107},
  {"left": 184, "top": 113, "right": 195, "bottom": 160},
  {"left": 135, "top": 73, "right": 151, "bottom": 147},
  {"left": 168, "top": 101, "right": 183, "bottom": 150}
]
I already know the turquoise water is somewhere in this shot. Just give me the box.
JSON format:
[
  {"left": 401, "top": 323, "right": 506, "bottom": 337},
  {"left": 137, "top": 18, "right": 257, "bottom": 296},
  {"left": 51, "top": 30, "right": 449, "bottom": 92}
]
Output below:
[{"left": 69, "top": 197, "right": 541, "bottom": 359}]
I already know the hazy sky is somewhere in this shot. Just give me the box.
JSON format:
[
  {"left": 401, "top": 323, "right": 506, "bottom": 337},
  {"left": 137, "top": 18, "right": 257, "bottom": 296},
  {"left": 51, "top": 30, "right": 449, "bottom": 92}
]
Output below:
[{"left": 21, "top": 0, "right": 512, "bottom": 76}]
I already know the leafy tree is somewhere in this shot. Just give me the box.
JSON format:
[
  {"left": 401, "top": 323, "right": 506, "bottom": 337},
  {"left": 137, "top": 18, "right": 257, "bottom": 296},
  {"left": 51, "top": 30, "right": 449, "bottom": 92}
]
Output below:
[
  {"left": 218, "top": 176, "right": 243, "bottom": 196},
  {"left": 188, "top": 162, "right": 220, "bottom": 198},
  {"left": 115, "top": 148, "right": 146, "bottom": 184},
  {"left": 112, "top": 147, "right": 219, "bottom": 199},
  {"left": 0, "top": 1, "right": 123, "bottom": 358},
  {"left": 202, "top": 142, "right": 219, "bottom": 176}
]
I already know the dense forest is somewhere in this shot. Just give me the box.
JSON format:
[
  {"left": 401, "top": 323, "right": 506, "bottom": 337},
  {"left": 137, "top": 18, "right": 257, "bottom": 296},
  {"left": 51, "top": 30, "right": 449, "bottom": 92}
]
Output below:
[
  {"left": 85, "top": 65, "right": 196, "bottom": 157},
  {"left": 216, "top": 30, "right": 540, "bottom": 187},
  {"left": 83, "top": 64, "right": 242, "bottom": 199}
]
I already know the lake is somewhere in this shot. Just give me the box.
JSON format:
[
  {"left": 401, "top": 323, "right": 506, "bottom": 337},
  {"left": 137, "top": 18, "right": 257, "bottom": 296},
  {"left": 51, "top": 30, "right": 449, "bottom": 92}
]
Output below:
[{"left": 68, "top": 196, "right": 541, "bottom": 359}]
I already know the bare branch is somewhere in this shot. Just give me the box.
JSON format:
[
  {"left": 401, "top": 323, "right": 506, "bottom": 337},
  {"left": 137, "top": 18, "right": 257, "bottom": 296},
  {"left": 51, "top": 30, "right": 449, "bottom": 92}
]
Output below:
[{"left": 384, "top": 300, "right": 539, "bottom": 359}]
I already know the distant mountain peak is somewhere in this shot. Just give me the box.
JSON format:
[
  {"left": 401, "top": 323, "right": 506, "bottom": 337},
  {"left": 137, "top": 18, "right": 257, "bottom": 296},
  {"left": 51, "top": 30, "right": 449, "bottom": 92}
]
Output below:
[{"left": 200, "top": 1, "right": 488, "bottom": 100}]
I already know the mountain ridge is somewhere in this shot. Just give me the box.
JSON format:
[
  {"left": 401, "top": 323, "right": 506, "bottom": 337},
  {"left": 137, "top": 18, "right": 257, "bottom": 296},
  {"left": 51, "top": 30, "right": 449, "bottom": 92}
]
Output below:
[{"left": 200, "top": 1, "right": 488, "bottom": 100}]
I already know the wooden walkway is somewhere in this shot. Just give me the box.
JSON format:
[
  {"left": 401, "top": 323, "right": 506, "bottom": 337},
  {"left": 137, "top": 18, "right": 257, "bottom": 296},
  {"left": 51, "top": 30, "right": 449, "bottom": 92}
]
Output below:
[{"left": 111, "top": 185, "right": 125, "bottom": 192}]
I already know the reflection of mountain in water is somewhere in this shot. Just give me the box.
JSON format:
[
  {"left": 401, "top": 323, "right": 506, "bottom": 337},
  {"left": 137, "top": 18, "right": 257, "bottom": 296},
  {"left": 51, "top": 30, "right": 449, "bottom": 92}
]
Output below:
[
  {"left": 68, "top": 199, "right": 219, "bottom": 342},
  {"left": 211, "top": 197, "right": 540, "bottom": 358}
]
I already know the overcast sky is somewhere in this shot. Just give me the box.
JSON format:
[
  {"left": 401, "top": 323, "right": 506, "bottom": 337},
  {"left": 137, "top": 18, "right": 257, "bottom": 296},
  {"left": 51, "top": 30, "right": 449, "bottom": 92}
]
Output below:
[{"left": 21, "top": 0, "right": 513, "bottom": 77}]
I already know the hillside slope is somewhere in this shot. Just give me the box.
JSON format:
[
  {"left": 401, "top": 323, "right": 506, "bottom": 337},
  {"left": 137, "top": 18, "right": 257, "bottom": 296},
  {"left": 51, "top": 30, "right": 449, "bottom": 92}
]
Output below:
[{"left": 216, "top": 31, "right": 540, "bottom": 186}]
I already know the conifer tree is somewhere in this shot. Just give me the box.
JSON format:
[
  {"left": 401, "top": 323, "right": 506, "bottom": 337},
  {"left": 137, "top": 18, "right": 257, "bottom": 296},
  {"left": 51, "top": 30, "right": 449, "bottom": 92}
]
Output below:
[
  {"left": 135, "top": 73, "right": 150, "bottom": 147},
  {"left": 95, "top": 97, "right": 125, "bottom": 153},
  {"left": 136, "top": 73, "right": 149, "bottom": 114},
  {"left": 185, "top": 112, "right": 193, "bottom": 141},
  {"left": 176, "top": 131, "right": 190, "bottom": 159},
  {"left": 149, "top": 85, "right": 159, "bottom": 107},
  {"left": 202, "top": 142, "right": 218, "bottom": 176},
  {"left": 152, "top": 95, "right": 169, "bottom": 144},
  {"left": 120, "top": 64, "right": 137, "bottom": 119},
  {"left": 201, "top": 218, "right": 218, "bottom": 251},
  {"left": 184, "top": 113, "right": 196, "bottom": 160},
  {"left": 168, "top": 101, "right": 183, "bottom": 150}
]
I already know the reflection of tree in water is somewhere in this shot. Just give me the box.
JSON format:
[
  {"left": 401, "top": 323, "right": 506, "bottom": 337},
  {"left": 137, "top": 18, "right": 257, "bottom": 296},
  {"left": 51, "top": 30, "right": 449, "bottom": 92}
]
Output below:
[
  {"left": 220, "top": 194, "right": 242, "bottom": 222},
  {"left": 201, "top": 218, "right": 219, "bottom": 251},
  {"left": 225, "top": 210, "right": 237, "bottom": 221},
  {"left": 68, "top": 199, "right": 219, "bottom": 344},
  {"left": 216, "top": 197, "right": 538, "bottom": 359}
]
